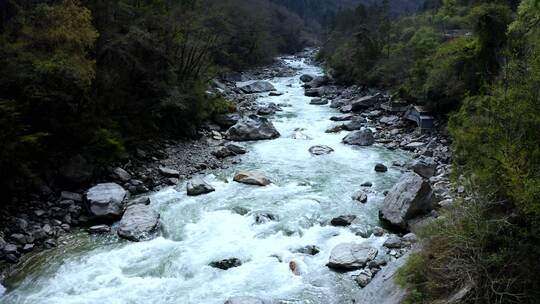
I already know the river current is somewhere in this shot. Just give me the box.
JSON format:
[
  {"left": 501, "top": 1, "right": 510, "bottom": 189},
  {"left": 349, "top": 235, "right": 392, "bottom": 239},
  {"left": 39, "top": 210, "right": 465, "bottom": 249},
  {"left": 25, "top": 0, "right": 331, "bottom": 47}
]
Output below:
[{"left": 1, "top": 56, "right": 409, "bottom": 304}]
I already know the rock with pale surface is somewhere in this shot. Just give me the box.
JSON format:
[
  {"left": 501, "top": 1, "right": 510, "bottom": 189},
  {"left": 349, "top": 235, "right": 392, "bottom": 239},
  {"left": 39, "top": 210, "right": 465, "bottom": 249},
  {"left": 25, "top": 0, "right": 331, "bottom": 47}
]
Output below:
[
  {"left": 343, "top": 129, "right": 375, "bottom": 146},
  {"left": 239, "top": 81, "right": 275, "bottom": 94},
  {"left": 379, "top": 172, "right": 433, "bottom": 229},
  {"left": 187, "top": 177, "right": 215, "bottom": 196},
  {"left": 226, "top": 115, "right": 280, "bottom": 141},
  {"left": 233, "top": 171, "right": 271, "bottom": 186},
  {"left": 327, "top": 243, "right": 378, "bottom": 270},
  {"left": 117, "top": 204, "right": 160, "bottom": 242},
  {"left": 86, "top": 183, "right": 127, "bottom": 221},
  {"left": 309, "top": 145, "right": 334, "bottom": 155}
]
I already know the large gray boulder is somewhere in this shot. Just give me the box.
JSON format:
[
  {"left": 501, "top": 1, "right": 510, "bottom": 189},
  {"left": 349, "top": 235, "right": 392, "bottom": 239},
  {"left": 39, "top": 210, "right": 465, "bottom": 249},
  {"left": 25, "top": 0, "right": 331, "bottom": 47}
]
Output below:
[
  {"left": 226, "top": 115, "right": 280, "bottom": 141},
  {"left": 86, "top": 183, "right": 127, "bottom": 221},
  {"left": 327, "top": 243, "right": 378, "bottom": 270},
  {"left": 305, "top": 75, "right": 330, "bottom": 88},
  {"left": 330, "top": 99, "right": 350, "bottom": 109},
  {"left": 343, "top": 129, "right": 375, "bottom": 146},
  {"left": 117, "top": 204, "right": 160, "bottom": 242},
  {"left": 187, "top": 177, "right": 215, "bottom": 196},
  {"left": 342, "top": 117, "right": 366, "bottom": 131},
  {"left": 410, "top": 156, "right": 437, "bottom": 178},
  {"left": 239, "top": 81, "right": 275, "bottom": 94},
  {"left": 353, "top": 252, "right": 411, "bottom": 304},
  {"left": 233, "top": 171, "right": 271, "bottom": 186},
  {"left": 379, "top": 172, "right": 434, "bottom": 230},
  {"left": 351, "top": 94, "right": 382, "bottom": 112},
  {"left": 214, "top": 113, "right": 241, "bottom": 128},
  {"left": 224, "top": 297, "right": 265, "bottom": 304},
  {"left": 300, "top": 74, "right": 315, "bottom": 83}
]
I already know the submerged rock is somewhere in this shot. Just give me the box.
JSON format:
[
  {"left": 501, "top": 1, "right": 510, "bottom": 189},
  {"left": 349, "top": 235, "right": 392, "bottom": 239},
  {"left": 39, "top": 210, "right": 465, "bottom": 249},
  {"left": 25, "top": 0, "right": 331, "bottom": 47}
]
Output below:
[
  {"left": 343, "top": 129, "right": 375, "bottom": 146},
  {"left": 327, "top": 243, "right": 378, "bottom": 270},
  {"left": 374, "top": 163, "right": 388, "bottom": 172},
  {"left": 294, "top": 245, "right": 320, "bottom": 255},
  {"left": 239, "top": 81, "right": 275, "bottom": 94},
  {"left": 310, "top": 98, "right": 328, "bottom": 105},
  {"left": 379, "top": 172, "right": 433, "bottom": 230},
  {"left": 352, "top": 191, "right": 368, "bottom": 203},
  {"left": 86, "top": 183, "right": 127, "bottom": 221},
  {"left": 225, "top": 297, "right": 266, "bottom": 304},
  {"left": 187, "top": 177, "right": 215, "bottom": 196},
  {"left": 209, "top": 258, "right": 242, "bottom": 270},
  {"left": 226, "top": 115, "right": 280, "bottom": 141},
  {"left": 300, "top": 74, "right": 315, "bottom": 83},
  {"left": 308, "top": 145, "right": 334, "bottom": 155},
  {"left": 234, "top": 171, "right": 271, "bottom": 186},
  {"left": 88, "top": 224, "right": 111, "bottom": 234},
  {"left": 330, "top": 215, "right": 357, "bottom": 226},
  {"left": 117, "top": 204, "right": 160, "bottom": 242}
]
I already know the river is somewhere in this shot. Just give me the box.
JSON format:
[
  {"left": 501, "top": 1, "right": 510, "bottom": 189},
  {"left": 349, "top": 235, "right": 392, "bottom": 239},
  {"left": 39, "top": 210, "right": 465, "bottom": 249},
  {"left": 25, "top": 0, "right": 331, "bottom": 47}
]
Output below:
[{"left": 1, "top": 56, "right": 410, "bottom": 304}]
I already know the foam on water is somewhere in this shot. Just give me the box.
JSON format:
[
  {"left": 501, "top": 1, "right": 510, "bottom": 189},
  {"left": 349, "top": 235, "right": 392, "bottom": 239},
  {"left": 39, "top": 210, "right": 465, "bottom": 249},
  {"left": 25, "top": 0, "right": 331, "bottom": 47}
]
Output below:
[{"left": 2, "top": 56, "right": 410, "bottom": 304}]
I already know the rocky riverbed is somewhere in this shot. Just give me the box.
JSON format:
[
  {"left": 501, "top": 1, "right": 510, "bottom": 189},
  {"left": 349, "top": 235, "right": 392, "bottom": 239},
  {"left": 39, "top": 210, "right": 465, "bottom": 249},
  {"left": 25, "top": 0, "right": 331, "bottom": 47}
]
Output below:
[{"left": 0, "top": 49, "right": 455, "bottom": 303}]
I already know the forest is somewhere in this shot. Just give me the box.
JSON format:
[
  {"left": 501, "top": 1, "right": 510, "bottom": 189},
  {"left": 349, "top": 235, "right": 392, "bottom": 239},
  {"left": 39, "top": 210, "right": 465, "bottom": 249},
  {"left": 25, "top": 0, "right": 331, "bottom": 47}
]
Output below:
[
  {"left": 0, "top": 0, "right": 316, "bottom": 194},
  {"left": 318, "top": 0, "right": 540, "bottom": 302},
  {"left": 1, "top": 0, "right": 540, "bottom": 303}
]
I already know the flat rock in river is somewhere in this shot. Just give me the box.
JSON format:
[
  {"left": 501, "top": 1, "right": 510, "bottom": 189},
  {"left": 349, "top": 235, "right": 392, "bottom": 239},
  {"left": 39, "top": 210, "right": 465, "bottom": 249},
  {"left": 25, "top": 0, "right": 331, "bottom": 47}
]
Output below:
[
  {"left": 327, "top": 243, "right": 378, "bottom": 270},
  {"left": 233, "top": 171, "right": 271, "bottom": 186},
  {"left": 379, "top": 172, "right": 433, "bottom": 230},
  {"left": 86, "top": 183, "right": 127, "bottom": 221},
  {"left": 117, "top": 204, "right": 160, "bottom": 242},
  {"left": 226, "top": 115, "right": 280, "bottom": 141},
  {"left": 187, "top": 177, "right": 215, "bottom": 196},
  {"left": 309, "top": 145, "right": 334, "bottom": 155},
  {"left": 239, "top": 81, "right": 275, "bottom": 94}
]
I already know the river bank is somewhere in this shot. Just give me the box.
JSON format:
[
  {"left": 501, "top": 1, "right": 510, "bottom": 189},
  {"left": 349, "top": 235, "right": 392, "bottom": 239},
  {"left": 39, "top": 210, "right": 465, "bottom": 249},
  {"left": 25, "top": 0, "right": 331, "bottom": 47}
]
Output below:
[{"left": 1, "top": 49, "right": 454, "bottom": 303}]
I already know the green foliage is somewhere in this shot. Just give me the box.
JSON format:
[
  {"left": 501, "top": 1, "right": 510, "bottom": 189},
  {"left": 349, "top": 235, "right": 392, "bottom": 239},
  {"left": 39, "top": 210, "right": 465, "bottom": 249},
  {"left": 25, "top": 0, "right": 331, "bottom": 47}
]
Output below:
[
  {"left": 320, "top": 0, "right": 514, "bottom": 113},
  {"left": 398, "top": 1, "right": 540, "bottom": 303},
  {"left": 86, "top": 128, "right": 126, "bottom": 163},
  {"left": 0, "top": 0, "right": 313, "bottom": 193},
  {"left": 423, "top": 37, "right": 481, "bottom": 112}
]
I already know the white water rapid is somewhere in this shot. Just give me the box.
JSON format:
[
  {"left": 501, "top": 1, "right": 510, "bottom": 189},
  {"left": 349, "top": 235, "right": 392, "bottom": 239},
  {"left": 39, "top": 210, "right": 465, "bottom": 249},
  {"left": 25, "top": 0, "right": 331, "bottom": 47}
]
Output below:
[{"left": 1, "top": 56, "right": 410, "bottom": 304}]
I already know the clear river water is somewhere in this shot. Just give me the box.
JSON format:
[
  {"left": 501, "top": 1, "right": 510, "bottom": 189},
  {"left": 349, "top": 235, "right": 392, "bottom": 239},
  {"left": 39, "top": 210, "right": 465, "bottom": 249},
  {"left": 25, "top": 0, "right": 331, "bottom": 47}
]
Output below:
[{"left": 1, "top": 56, "right": 410, "bottom": 304}]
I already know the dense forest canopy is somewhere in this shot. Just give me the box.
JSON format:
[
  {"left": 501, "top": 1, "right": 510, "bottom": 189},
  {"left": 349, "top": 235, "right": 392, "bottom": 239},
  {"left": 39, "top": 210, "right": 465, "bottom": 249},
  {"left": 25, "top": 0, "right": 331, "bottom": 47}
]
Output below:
[{"left": 0, "top": 0, "right": 316, "bottom": 194}]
